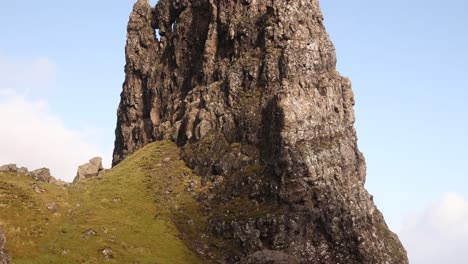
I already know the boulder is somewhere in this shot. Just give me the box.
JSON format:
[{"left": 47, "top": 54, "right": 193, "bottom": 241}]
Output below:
[
  {"left": 73, "top": 157, "right": 105, "bottom": 183},
  {"left": 17, "top": 167, "right": 29, "bottom": 175},
  {"left": 89, "top": 157, "right": 104, "bottom": 171},
  {"left": 0, "top": 227, "right": 10, "bottom": 264},
  {"left": 0, "top": 164, "right": 17, "bottom": 173},
  {"left": 30, "top": 168, "right": 54, "bottom": 183}
]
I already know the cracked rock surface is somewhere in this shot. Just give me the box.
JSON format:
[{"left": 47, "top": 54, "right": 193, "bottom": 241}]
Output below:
[{"left": 113, "top": 0, "right": 408, "bottom": 263}]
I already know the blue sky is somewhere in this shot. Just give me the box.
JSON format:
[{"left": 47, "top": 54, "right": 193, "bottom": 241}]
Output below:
[
  {"left": 0, "top": 1, "right": 467, "bottom": 263},
  {"left": 321, "top": 0, "right": 468, "bottom": 226}
]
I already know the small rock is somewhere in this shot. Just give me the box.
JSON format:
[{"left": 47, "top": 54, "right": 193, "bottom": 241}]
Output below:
[
  {"left": 61, "top": 249, "right": 69, "bottom": 256},
  {"left": 100, "top": 247, "right": 114, "bottom": 259},
  {"left": 112, "top": 198, "right": 122, "bottom": 203},
  {"left": 31, "top": 183, "right": 44, "bottom": 193},
  {"left": 82, "top": 229, "right": 97, "bottom": 240},
  {"left": 84, "top": 229, "right": 97, "bottom": 236},
  {"left": 30, "top": 168, "right": 52, "bottom": 183},
  {"left": 163, "top": 157, "right": 171, "bottom": 162},
  {"left": 46, "top": 202, "right": 58, "bottom": 212}
]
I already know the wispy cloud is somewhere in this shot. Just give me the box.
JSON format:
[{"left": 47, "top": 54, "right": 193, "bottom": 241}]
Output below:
[{"left": 399, "top": 192, "right": 468, "bottom": 264}]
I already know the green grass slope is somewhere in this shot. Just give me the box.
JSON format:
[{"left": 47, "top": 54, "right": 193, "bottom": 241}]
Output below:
[{"left": 0, "top": 141, "right": 204, "bottom": 264}]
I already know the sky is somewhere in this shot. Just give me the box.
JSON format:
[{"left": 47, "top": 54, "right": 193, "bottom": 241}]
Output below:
[{"left": 0, "top": 0, "right": 467, "bottom": 263}]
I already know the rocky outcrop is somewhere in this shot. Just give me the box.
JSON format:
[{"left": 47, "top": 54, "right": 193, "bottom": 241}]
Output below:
[
  {"left": 0, "top": 164, "right": 26, "bottom": 175},
  {"left": 113, "top": 0, "right": 408, "bottom": 263},
  {"left": 30, "top": 168, "right": 54, "bottom": 183},
  {"left": 0, "top": 164, "right": 61, "bottom": 184},
  {"left": 73, "top": 157, "right": 105, "bottom": 183},
  {"left": 0, "top": 227, "right": 10, "bottom": 264}
]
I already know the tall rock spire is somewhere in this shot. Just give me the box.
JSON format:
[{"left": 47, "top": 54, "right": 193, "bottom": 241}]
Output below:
[{"left": 114, "top": 0, "right": 408, "bottom": 263}]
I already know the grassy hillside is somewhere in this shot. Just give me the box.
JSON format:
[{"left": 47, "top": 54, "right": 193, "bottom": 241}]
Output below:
[{"left": 0, "top": 141, "right": 204, "bottom": 264}]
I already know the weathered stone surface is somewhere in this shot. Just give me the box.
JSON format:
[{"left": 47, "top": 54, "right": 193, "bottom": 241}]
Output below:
[
  {"left": 17, "top": 167, "right": 29, "bottom": 175},
  {"left": 0, "top": 164, "right": 60, "bottom": 184},
  {"left": 0, "top": 227, "right": 10, "bottom": 264},
  {"left": 0, "top": 164, "right": 17, "bottom": 173},
  {"left": 113, "top": 0, "right": 408, "bottom": 263},
  {"left": 89, "top": 157, "right": 104, "bottom": 171},
  {"left": 239, "top": 250, "right": 299, "bottom": 264},
  {"left": 73, "top": 157, "right": 105, "bottom": 183},
  {"left": 30, "top": 168, "right": 54, "bottom": 183}
]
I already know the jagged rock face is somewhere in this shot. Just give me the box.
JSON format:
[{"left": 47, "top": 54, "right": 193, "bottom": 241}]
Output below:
[
  {"left": 0, "top": 227, "right": 10, "bottom": 264},
  {"left": 114, "top": 0, "right": 408, "bottom": 263}
]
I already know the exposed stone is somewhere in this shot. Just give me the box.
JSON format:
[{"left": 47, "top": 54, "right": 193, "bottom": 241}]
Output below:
[
  {"left": 89, "top": 157, "right": 104, "bottom": 171},
  {"left": 239, "top": 250, "right": 299, "bottom": 264},
  {"left": 31, "top": 182, "right": 45, "bottom": 194},
  {"left": 46, "top": 202, "right": 59, "bottom": 212},
  {"left": 0, "top": 164, "right": 17, "bottom": 173},
  {"left": 100, "top": 247, "right": 114, "bottom": 259},
  {"left": 73, "top": 157, "right": 105, "bottom": 183},
  {"left": 83, "top": 229, "right": 97, "bottom": 240},
  {"left": 53, "top": 180, "right": 70, "bottom": 189},
  {"left": 0, "top": 164, "right": 61, "bottom": 185},
  {"left": 113, "top": 0, "right": 408, "bottom": 263},
  {"left": 17, "top": 167, "right": 29, "bottom": 175},
  {"left": 0, "top": 227, "right": 10, "bottom": 264},
  {"left": 100, "top": 227, "right": 109, "bottom": 234},
  {"left": 30, "top": 168, "right": 54, "bottom": 183}
]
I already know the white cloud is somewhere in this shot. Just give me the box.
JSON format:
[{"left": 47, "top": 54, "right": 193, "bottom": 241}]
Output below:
[
  {"left": 0, "top": 93, "right": 107, "bottom": 182},
  {"left": 0, "top": 54, "right": 109, "bottom": 182},
  {"left": 399, "top": 192, "right": 468, "bottom": 264}
]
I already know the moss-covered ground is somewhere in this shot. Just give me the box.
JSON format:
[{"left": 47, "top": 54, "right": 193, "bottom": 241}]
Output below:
[{"left": 0, "top": 141, "right": 204, "bottom": 264}]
